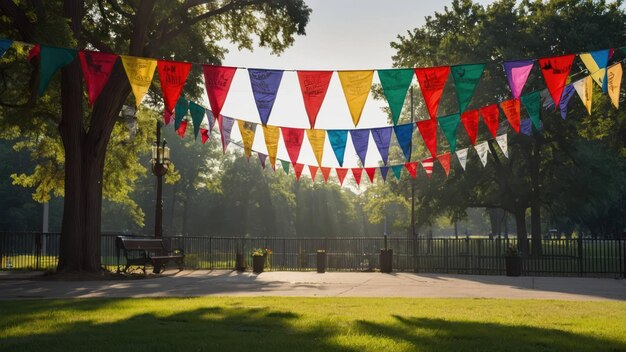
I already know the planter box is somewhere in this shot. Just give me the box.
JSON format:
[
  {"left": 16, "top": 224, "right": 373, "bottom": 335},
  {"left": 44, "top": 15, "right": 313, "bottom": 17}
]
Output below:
[
  {"left": 235, "top": 253, "right": 246, "bottom": 271},
  {"left": 252, "top": 255, "right": 265, "bottom": 274},
  {"left": 380, "top": 249, "right": 393, "bottom": 273},
  {"left": 505, "top": 255, "right": 522, "bottom": 276},
  {"left": 316, "top": 251, "right": 326, "bottom": 273}
]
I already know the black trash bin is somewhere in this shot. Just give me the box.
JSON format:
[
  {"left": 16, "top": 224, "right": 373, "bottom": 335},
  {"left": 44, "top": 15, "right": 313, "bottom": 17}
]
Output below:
[
  {"left": 317, "top": 250, "right": 327, "bottom": 273},
  {"left": 505, "top": 255, "right": 522, "bottom": 276},
  {"left": 380, "top": 249, "right": 393, "bottom": 273}
]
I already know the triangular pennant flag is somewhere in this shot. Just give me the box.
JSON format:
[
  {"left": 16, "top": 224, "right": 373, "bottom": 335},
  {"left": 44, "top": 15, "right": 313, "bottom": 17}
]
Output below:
[
  {"left": 336, "top": 168, "right": 348, "bottom": 186},
  {"left": 189, "top": 101, "right": 206, "bottom": 140},
  {"left": 309, "top": 165, "right": 319, "bottom": 181},
  {"left": 437, "top": 153, "right": 451, "bottom": 177},
  {"left": 297, "top": 70, "right": 333, "bottom": 128},
  {"left": 479, "top": 104, "right": 500, "bottom": 138},
  {"left": 220, "top": 116, "right": 235, "bottom": 153},
  {"left": 365, "top": 167, "right": 376, "bottom": 183},
  {"left": 416, "top": 118, "right": 437, "bottom": 158},
  {"left": 202, "top": 65, "right": 237, "bottom": 120},
  {"left": 320, "top": 167, "right": 331, "bottom": 183},
  {"left": 451, "top": 63, "right": 485, "bottom": 113},
  {"left": 579, "top": 49, "right": 610, "bottom": 92},
  {"left": 294, "top": 163, "right": 305, "bottom": 181},
  {"left": 456, "top": 148, "right": 468, "bottom": 171},
  {"left": 306, "top": 129, "right": 326, "bottom": 166},
  {"left": 351, "top": 168, "right": 363, "bottom": 186},
  {"left": 438, "top": 113, "right": 461, "bottom": 153},
  {"left": 262, "top": 125, "right": 280, "bottom": 168},
  {"left": 405, "top": 162, "right": 418, "bottom": 179},
  {"left": 200, "top": 128, "right": 210, "bottom": 144},
  {"left": 520, "top": 119, "right": 533, "bottom": 136},
  {"left": 328, "top": 130, "right": 348, "bottom": 167},
  {"left": 249, "top": 69, "right": 284, "bottom": 125},
  {"left": 281, "top": 160, "right": 290, "bottom": 174},
  {"left": 282, "top": 127, "right": 305, "bottom": 167},
  {"left": 500, "top": 99, "right": 521, "bottom": 133},
  {"left": 350, "top": 129, "right": 370, "bottom": 165},
  {"left": 120, "top": 55, "right": 157, "bottom": 106},
  {"left": 521, "top": 91, "right": 541, "bottom": 129},
  {"left": 461, "top": 110, "right": 479, "bottom": 145},
  {"left": 78, "top": 51, "right": 118, "bottom": 106},
  {"left": 206, "top": 108, "right": 216, "bottom": 132},
  {"left": 607, "top": 63, "right": 623, "bottom": 108},
  {"left": 394, "top": 124, "right": 413, "bottom": 161},
  {"left": 503, "top": 60, "right": 534, "bottom": 99},
  {"left": 174, "top": 97, "right": 188, "bottom": 130},
  {"left": 338, "top": 70, "right": 374, "bottom": 126},
  {"left": 371, "top": 127, "right": 392, "bottom": 165},
  {"left": 258, "top": 153, "right": 267, "bottom": 169},
  {"left": 377, "top": 69, "right": 414, "bottom": 124},
  {"left": 379, "top": 166, "right": 389, "bottom": 181},
  {"left": 496, "top": 134, "right": 508, "bottom": 158},
  {"left": 237, "top": 120, "right": 257, "bottom": 159},
  {"left": 475, "top": 141, "right": 490, "bottom": 166},
  {"left": 559, "top": 84, "right": 576, "bottom": 119},
  {"left": 540, "top": 88, "right": 555, "bottom": 110},
  {"left": 39, "top": 46, "right": 78, "bottom": 96},
  {"left": 0, "top": 38, "right": 12, "bottom": 57},
  {"left": 157, "top": 60, "right": 192, "bottom": 114},
  {"left": 391, "top": 165, "right": 404, "bottom": 179},
  {"left": 177, "top": 120, "right": 188, "bottom": 138},
  {"left": 163, "top": 109, "right": 173, "bottom": 125},
  {"left": 415, "top": 65, "right": 451, "bottom": 119},
  {"left": 573, "top": 76, "right": 593, "bottom": 115},
  {"left": 420, "top": 157, "right": 434, "bottom": 178},
  {"left": 538, "top": 54, "right": 575, "bottom": 106}
]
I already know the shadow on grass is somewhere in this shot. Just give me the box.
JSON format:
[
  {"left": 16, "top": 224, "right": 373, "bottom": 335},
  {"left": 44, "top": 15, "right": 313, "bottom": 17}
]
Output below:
[{"left": 1, "top": 300, "right": 625, "bottom": 352}]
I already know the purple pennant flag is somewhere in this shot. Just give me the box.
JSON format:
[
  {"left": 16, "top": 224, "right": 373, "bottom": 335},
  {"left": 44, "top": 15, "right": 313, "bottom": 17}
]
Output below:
[
  {"left": 350, "top": 129, "right": 370, "bottom": 166},
  {"left": 258, "top": 153, "right": 267, "bottom": 169},
  {"left": 520, "top": 119, "right": 533, "bottom": 136},
  {"left": 559, "top": 84, "right": 576, "bottom": 119},
  {"left": 206, "top": 108, "right": 216, "bottom": 132},
  {"left": 379, "top": 166, "right": 389, "bottom": 182},
  {"left": 248, "top": 69, "right": 284, "bottom": 125},
  {"left": 371, "top": 127, "right": 392, "bottom": 165},
  {"left": 220, "top": 116, "right": 236, "bottom": 152},
  {"left": 503, "top": 60, "right": 534, "bottom": 99}
]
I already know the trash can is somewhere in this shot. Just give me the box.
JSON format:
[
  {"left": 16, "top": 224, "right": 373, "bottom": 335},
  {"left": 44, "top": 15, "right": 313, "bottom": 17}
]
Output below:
[
  {"left": 316, "top": 250, "right": 327, "bottom": 273},
  {"left": 380, "top": 249, "right": 393, "bottom": 273}
]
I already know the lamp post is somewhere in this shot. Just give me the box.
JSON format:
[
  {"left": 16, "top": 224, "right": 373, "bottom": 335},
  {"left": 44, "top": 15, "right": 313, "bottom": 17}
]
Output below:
[{"left": 151, "top": 120, "right": 171, "bottom": 238}]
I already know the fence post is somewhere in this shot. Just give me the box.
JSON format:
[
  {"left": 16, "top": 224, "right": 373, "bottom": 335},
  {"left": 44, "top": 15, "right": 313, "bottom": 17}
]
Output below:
[
  {"left": 444, "top": 239, "right": 449, "bottom": 273},
  {"left": 35, "top": 232, "right": 42, "bottom": 271},
  {"left": 209, "top": 237, "right": 212, "bottom": 270},
  {"left": 622, "top": 239, "right": 625, "bottom": 278},
  {"left": 577, "top": 236, "right": 583, "bottom": 277}
]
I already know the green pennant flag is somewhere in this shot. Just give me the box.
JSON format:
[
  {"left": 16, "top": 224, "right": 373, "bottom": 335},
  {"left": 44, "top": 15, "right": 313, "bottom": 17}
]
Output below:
[
  {"left": 281, "top": 160, "right": 290, "bottom": 174},
  {"left": 38, "top": 45, "right": 77, "bottom": 96},
  {"left": 521, "top": 91, "right": 541, "bottom": 129},
  {"left": 377, "top": 69, "right": 414, "bottom": 125},
  {"left": 175, "top": 97, "right": 189, "bottom": 130},
  {"left": 438, "top": 113, "right": 461, "bottom": 153},
  {"left": 189, "top": 101, "right": 205, "bottom": 140},
  {"left": 451, "top": 63, "right": 485, "bottom": 113},
  {"left": 391, "top": 164, "right": 404, "bottom": 179}
]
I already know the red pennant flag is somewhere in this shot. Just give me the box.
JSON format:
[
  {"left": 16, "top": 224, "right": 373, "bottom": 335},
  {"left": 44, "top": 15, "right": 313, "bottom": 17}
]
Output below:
[
  {"left": 158, "top": 60, "right": 192, "bottom": 114},
  {"left": 415, "top": 66, "right": 451, "bottom": 119},
  {"left": 336, "top": 168, "right": 348, "bottom": 186},
  {"left": 28, "top": 44, "right": 40, "bottom": 60},
  {"left": 538, "top": 54, "right": 575, "bottom": 106},
  {"left": 461, "top": 110, "right": 479, "bottom": 145},
  {"left": 437, "top": 153, "right": 451, "bottom": 177},
  {"left": 164, "top": 109, "right": 173, "bottom": 125},
  {"left": 309, "top": 165, "right": 319, "bottom": 180},
  {"left": 282, "top": 127, "right": 305, "bottom": 167},
  {"left": 352, "top": 168, "right": 363, "bottom": 186},
  {"left": 479, "top": 104, "right": 500, "bottom": 138},
  {"left": 422, "top": 156, "right": 435, "bottom": 178},
  {"left": 78, "top": 51, "right": 118, "bottom": 106},
  {"left": 500, "top": 99, "right": 521, "bottom": 133},
  {"left": 405, "top": 162, "right": 418, "bottom": 179},
  {"left": 297, "top": 70, "right": 333, "bottom": 128},
  {"left": 365, "top": 167, "right": 376, "bottom": 183},
  {"left": 200, "top": 128, "right": 209, "bottom": 144},
  {"left": 202, "top": 65, "right": 237, "bottom": 119},
  {"left": 416, "top": 118, "right": 438, "bottom": 158},
  {"left": 294, "top": 163, "right": 305, "bottom": 181},
  {"left": 177, "top": 120, "right": 187, "bottom": 138},
  {"left": 320, "top": 167, "right": 331, "bottom": 183}
]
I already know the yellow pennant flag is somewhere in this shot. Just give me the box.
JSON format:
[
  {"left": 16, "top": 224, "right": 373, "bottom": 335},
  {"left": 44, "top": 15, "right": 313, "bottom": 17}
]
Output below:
[
  {"left": 607, "top": 63, "right": 623, "bottom": 109},
  {"left": 121, "top": 55, "right": 157, "bottom": 107},
  {"left": 306, "top": 129, "right": 326, "bottom": 166},
  {"left": 579, "top": 53, "right": 605, "bottom": 89},
  {"left": 573, "top": 76, "right": 593, "bottom": 115},
  {"left": 338, "top": 70, "right": 374, "bottom": 126},
  {"left": 237, "top": 120, "right": 257, "bottom": 159},
  {"left": 262, "top": 125, "right": 280, "bottom": 168}
]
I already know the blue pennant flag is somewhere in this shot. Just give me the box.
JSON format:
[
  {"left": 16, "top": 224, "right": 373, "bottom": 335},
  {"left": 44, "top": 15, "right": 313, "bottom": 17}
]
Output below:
[
  {"left": 371, "top": 127, "right": 392, "bottom": 165},
  {"left": 350, "top": 129, "right": 370, "bottom": 165},
  {"left": 391, "top": 164, "right": 404, "bottom": 179},
  {"left": 393, "top": 123, "right": 414, "bottom": 161},
  {"left": 379, "top": 166, "right": 389, "bottom": 181},
  {"left": 0, "top": 38, "right": 12, "bottom": 58},
  {"left": 248, "top": 69, "right": 283, "bottom": 125},
  {"left": 328, "top": 130, "right": 348, "bottom": 167}
]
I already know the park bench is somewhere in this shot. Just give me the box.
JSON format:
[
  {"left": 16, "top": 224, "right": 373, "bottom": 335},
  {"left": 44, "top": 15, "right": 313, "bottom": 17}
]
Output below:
[{"left": 116, "top": 236, "right": 184, "bottom": 274}]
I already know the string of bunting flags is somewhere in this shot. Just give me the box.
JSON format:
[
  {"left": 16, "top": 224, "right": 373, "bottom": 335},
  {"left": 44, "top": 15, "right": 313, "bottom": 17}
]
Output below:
[{"left": 0, "top": 38, "right": 624, "bottom": 186}]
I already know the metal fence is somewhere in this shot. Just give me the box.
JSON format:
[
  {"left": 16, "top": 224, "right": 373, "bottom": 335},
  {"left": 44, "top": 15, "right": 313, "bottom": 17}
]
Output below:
[{"left": 1, "top": 232, "right": 624, "bottom": 277}]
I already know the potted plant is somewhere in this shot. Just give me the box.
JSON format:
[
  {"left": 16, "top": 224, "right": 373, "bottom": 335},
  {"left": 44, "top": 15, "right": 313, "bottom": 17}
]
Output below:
[
  {"left": 251, "top": 248, "right": 266, "bottom": 273},
  {"left": 316, "top": 250, "right": 326, "bottom": 273},
  {"left": 505, "top": 246, "right": 522, "bottom": 277}
]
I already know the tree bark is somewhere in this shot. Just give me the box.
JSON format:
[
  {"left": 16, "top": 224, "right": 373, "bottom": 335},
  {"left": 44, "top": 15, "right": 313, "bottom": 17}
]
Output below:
[
  {"left": 530, "top": 137, "right": 543, "bottom": 256},
  {"left": 514, "top": 207, "right": 529, "bottom": 254}
]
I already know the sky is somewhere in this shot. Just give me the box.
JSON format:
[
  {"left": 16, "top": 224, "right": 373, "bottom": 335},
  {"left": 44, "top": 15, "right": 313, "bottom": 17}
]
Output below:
[{"left": 211, "top": 0, "right": 495, "bottom": 170}]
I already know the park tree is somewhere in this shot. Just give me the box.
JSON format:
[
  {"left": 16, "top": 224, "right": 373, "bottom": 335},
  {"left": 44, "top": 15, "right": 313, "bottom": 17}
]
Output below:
[{"left": 0, "top": 0, "right": 311, "bottom": 272}]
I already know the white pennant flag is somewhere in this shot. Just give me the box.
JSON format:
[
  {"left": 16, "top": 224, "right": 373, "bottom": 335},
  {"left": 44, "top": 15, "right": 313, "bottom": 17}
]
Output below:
[
  {"left": 456, "top": 148, "right": 468, "bottom": 171},
  {"left": 475, "top": 141, "right": 490, "bottom": 167},
  {"left": 573, "top": 76, "right": 593, "bottom": 115},
  {"left": 496, "top": 134, "right": 508, "bottom": 158}
]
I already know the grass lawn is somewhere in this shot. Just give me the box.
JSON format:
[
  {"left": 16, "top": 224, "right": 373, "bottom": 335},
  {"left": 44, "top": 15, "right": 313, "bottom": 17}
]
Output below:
[{"left": 1, "top": 297, "right": 625, "bottom": 351}]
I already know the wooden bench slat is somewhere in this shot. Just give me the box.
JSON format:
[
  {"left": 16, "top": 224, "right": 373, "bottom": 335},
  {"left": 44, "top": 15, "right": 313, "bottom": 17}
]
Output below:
[{"left": 116, "top": 236, "right": 185, "bottom": 274}]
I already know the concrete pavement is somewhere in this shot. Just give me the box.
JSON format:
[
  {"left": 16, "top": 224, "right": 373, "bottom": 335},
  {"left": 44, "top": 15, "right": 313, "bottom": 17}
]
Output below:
[{"left": 0, "top": 270, "right": 624, "bottom": 301}]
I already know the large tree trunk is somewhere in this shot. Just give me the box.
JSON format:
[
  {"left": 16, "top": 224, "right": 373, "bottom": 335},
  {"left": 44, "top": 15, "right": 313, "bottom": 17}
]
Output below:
[
  {"left": 514, "top": 207, "right": 529, "bottom": 254},
  {"left": 530, "top": 138, "right": 543, "bottom": 256}
]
